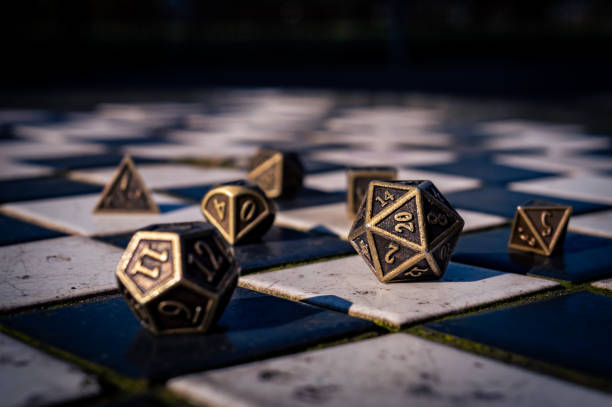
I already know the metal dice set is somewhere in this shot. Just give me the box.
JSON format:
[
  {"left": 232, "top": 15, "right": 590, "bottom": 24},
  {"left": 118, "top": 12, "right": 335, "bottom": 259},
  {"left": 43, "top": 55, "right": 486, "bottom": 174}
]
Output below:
[{"left": 110, "top": 152, "right": 572, "bottom": 335}]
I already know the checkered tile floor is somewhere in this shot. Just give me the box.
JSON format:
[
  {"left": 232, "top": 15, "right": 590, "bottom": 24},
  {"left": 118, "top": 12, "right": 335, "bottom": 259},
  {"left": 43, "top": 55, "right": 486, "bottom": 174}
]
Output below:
[{"left": 0, "top": 90, "right": 611, "bottom": 407}]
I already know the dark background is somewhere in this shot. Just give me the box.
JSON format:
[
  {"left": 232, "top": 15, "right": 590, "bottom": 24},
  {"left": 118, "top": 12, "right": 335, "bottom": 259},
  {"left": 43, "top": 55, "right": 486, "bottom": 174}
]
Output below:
[{"left": 2, "top": 0, "right": 612, "bottom": 95}]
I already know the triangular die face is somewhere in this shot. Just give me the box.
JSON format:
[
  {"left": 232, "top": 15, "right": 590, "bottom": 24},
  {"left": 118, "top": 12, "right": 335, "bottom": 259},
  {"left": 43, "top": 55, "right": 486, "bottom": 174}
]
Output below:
[
  {"left": 203, "top": 192, "right": 231, "bottom": 236},
  {"left": 235, "top": 192, "right": 268, "bottom": 236},
  {"left": 421, "top": 192, "right": 460, "bottom": 247},
  {"left": 94, "top": 156, "right": 158, "bottom": 213},
  {"left": 349, "top": 199, "right": 367, "bottom": 238},
  {"left": 368, "top": 184, "right": 410, "bottom": 220},
  {"left": 371, "top": 195, "right": 422, "bottom": 247},
  {"left": 351, "top": 232, "right": 376, "bottom": 272},
  {"left": 253, "top": 161, "right": 280, "bottom": 194},
  {"left": 388, "top": 258, "right": 432, "bottom": 282},
  {"left": 424, "top": 183, "right": 452, "bottom": 208},
  {"left": 248, "top": 154, "right": 282, "bottom": 197},
  {"left": 509, "top": 211, "right": 546, "bottom": 253},
  {"left": 371, "top": 233, "right": 417, "bottom": 277},
  {"left": 431, "top": 230, "right": 461, "bottom": 277},
  {"left": 523, "top": 207, "right": 569, "bottom": 250}
]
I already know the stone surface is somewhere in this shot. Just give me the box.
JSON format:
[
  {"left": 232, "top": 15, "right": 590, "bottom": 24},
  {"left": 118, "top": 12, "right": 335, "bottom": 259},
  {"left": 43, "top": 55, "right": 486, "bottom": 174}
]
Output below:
[
  {"left": 239, "top": 256, "right": 558, "bottom": 327},
  {"left": 0, "top": 141, "right": 104, "bottom": 159},
  {"left": 412, "top": 157, "right": 559, "bottom": 185},
  {"left": 510, "top": 175, "right": 612, "bottom": 205},
  {"left": 0, "top": 176, "right": 102, "bottom": 204},
  {"left": 0, "top": 288, "right": 375, "bottom": 380},
  {"left": 0, "top": 159, "right": 51, "bottom": 180},
  {"left": 168, "top": 333, "right": 611, "bottom": 407},
  {"left": 1, "top": 193, "right": 199, "bottom": 236},
  {"left": 305, "top": 168, "right": 480, "bottom": 194},
  {"left": 22, "top": 153, "right": 163, "bottom": 171},
  {"left": 445, "top": 186, "right": 607, "bottom": 219},
  {"left": 70, "top": 164, "right": 245, "bottom": 189},
  {"left": 0, "top": 236, "right": 122, "bottom": 311},
  {"left": 0, "top": 332, "right": 100, "bottom": 407},
  {"left": 0, "top": 213, "right": 65, "bottom": 246},
  {"left": 426, "top": 291, "right": 612, "bottom": 380},
  {"left": 592, "top": 278, "right": 612, "bottom": 291},
  {"left": 453, "top": 227, "right": 612, "bottom": 282},
  {"left": 495, "top": 153, "right": 612, "bottom": 176},
  {"left": 570, "top": 210, "right": 612, "bottom": 238}
]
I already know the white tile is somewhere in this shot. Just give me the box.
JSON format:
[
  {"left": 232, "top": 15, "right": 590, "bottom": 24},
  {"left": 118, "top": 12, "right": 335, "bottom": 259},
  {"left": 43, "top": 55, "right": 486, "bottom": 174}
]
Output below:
[
  {"left": 458, "top": 209, "right": 507, "bottom": 231},
  {"left": 510, "top": 175, "right": 612, "bottom": 205},
  {"left": 0, "top": 236, "right": 122, "bottom": 311},
  {"left": 0, "top": 160, "right": 52, "bottom": 180},
  {"left": 69, "top": 164, "right": 245, "bottom": 189},
  {"left": 276, "top": 202, "right": 352, "bottom": 237},
  {"left": 0, "top": 141, "right": 104, "bottom": 159},
  {"left": 592, "top": 278, "right": 612, "bottom": 291},
  {"left": 121, "top": 144, "right": 258, "bottom": 160},
  {"left": 240, "top": 256, "right": 558, "bottom": 328},
  {"left": 0, "top": 332, "right": 99, "bottom": 407},
  {"left": 310, "top": 149, "right": 456, "bottom": 167},
  {"left": 569, "top": 210, "right": 612, "bottom": 238},
  {"left": 495, "top": 154, "right": 612, "bottom": 176},
  {"left": 477, "top": 120, "right": 583, "bottom": 136},
  {"left": 305, "top": 169, "right": 480, "bottom": 194},
  {"left": 169, "top": 333, "right": 609, "bottom": 407},
  {"left": 1, "top": 193, "right": 202, "bottom": 236},
  {"left": 484, "top": 133, "right": 608, "bottom": 155}
]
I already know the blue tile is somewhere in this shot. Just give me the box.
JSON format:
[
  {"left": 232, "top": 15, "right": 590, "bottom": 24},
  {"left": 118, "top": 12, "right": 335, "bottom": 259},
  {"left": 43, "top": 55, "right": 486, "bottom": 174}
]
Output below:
[
  {"left": 0, "top": 176, "right": 102, "bottom": 203},
  {"left": 162, "top": 184, "right": 213, "bottom": 203},
  {"left": 412, "top": 157, "right": 558, "bottom": 185},
  {"left": 452, "top": 227, "right": 612, "bottom": 282},
  {"left": 275, "top": 187, "right": 345, "bottom": 210},
  {"left": 97, "top": 226, "right": 354, "bottom": 274},
  {"left": 445, "top": 187, "right": 608, "bottom": 218},
  {"left": 0, "top": 288, "right": 375, "bottom": 381},
  {"left": 0, "top": 213, "right": 65, "bottom": 246},
  {"left": 301, "top": 159, "right": 346, "bottom": 174},
  {"left": 22, "top": 154, "right": 164, "bottom": 170},
  {"left": 425, "top": 291, "right": 612, "bottom": 380}
]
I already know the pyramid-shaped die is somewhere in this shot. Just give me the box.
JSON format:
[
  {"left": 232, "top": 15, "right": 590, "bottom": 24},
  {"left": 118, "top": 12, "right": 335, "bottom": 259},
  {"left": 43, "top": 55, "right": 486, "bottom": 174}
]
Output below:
[
  {"left": 349, "top": 180, "right": 464, "bottom": 283},
  {"left": 508, "top": 200, "right": 572, "bottom": 256},
  {"left": 116, "top": 222, "right": 238, "bottom": 334}
]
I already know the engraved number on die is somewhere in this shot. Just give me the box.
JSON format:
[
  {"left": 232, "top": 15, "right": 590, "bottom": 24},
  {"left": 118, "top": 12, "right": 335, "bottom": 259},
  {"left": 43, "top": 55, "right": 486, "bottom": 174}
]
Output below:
[
  {"left": 384, "top": 243, "right": 399, "bottom": 264},
  {"left": 375, "top": 191, "right": 395, "bottom": 207},
  {"left": 158, "top": 300, "right": 202, "bottom": 324},
  {"left": 130, "top": 243, "right": 169, "bottom": 279},
  {"left": 427, "top": 212, "right": 448, "bottom": 226},
  {"left": 188, "top": 240, "right": 223, "bottom": 282},
  {"left": 394, "top": 211, "right": 415, "bottom": 233},
  {"left": 213, "top": 198, "right": 226, "bottom": 221},
  {"left": 518, "top": 227, "right": 536, "bottom": 247},
  {"left": 540, "top": 210, "right": 553, "bottom": 237},
  {"left": 240, "top": 199, "right": 257, "bottom": 222}
]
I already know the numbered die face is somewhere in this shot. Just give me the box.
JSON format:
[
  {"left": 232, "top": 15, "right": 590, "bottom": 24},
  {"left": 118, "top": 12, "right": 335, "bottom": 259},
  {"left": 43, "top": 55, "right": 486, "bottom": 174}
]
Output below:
[
  {"left": 201, "top": 184, "right": 275, "bottom": 244},
  {"left": 346, "top": 167, "right": 397, "bottom": 218},
  {"left": 116, "top": 223, "right": 239, "bottom": 334},
  {"left": 349, "top": 180, "right": 464, "bottom": 283},
  {"left": 509, "top": 201, "right": 572, "bottom": 256},
  {"left": 247, "top": 150, "right": 304, "bottom": 199}
]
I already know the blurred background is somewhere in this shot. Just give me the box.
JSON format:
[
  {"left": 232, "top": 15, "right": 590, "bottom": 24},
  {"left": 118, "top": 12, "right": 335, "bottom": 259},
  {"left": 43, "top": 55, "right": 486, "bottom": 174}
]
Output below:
[{"left": 2, "top": 0, "right": 612, "bottom": 96}]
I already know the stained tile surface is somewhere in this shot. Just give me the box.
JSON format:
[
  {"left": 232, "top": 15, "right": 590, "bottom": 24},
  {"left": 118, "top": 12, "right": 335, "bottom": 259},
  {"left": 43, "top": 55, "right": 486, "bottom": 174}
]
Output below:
[
  {"left": 510, "top": 175, "right": 612, "bottom": 205},
  {"left": 0, "top": 288, "right": 375, "bottom": 380},
  {"left": 426, "top": 291, "right": 612, "bottom": 380},
  {"left": 240, "top": 256, "right": 558, "bottom": 327},
  {"left": 0, "top": 332, "right": 100, "bottom": 407},
  {"left": 169, "top": 333, "right": 611, "bottom": 407},
  {"left": 0, "top": 236, "right": 122, "bottom": 311}
]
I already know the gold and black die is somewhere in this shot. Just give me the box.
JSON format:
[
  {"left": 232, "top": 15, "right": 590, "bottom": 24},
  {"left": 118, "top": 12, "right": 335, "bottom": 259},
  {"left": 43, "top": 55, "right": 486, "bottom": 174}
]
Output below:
[
  {"left": 349, "top": 180, "right": 464, "bottom": 283},
  {"left": 116, "top": 222, "right": 238, "bottom": 335},
  {"left": 247, "top": 149, "right": 304, "bottom": 199},
  {"left": 201, "top": 181, "right": 275, "bottom": 244},
  {"left": 346, "top": 167, "right": 397, "bottom": 219},
  {"left": 509, "top": 200, "right": 572, "bottom": 256}
]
